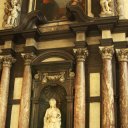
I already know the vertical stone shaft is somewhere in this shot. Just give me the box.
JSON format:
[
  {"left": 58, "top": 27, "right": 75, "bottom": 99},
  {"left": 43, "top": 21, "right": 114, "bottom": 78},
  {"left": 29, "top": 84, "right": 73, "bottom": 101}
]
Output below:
[
  {"left": 18, "top": 53, "right": 35, "bottom": 128},
  {"left": 99, "top": 46, "right": 115, "bottom": 128},
  {"left": 74, "top": 48, "right": 88, "bottom": 128},
  {"left": 116, "top": 49, "right": 128, "bottom": 128},
  {"left": 0, "top": 56, "right": 15, "bottom": 128}
]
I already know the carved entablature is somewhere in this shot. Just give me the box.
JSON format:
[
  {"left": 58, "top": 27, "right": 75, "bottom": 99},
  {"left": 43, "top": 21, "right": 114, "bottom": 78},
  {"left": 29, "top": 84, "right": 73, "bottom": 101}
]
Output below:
[{"left": 3, "top": 0, "right": 21, "bottom": 28}]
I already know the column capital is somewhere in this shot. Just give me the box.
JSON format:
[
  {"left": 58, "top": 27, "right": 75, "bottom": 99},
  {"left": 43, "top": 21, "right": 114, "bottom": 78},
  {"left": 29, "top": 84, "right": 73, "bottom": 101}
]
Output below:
[
  {"left": 99, "top": 45, "right": 114, "bottom": 59},
  {"left": 116, "top": 49, "right": 128, "bottom": 62},
  {"left": 2, "top": 55, "right": 16, "bottom": 67},
  {"left": 74, "top": 48, "right": 88, "bottom": 62},
  {"left": 21, "top": 52, "right": 36, "bottom": 65}
]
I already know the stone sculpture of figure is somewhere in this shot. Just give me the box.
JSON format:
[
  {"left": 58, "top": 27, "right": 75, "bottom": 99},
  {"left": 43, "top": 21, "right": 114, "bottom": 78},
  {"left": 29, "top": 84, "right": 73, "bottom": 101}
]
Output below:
[
  {"left": 100, "top": 0, "right": 113, "bottom": 15},
  {"left": 44, "top": 98, "right": 61, "bottom": 128},
  {"left": 7, "top": 0, "right": 21, "bottom": 27}
]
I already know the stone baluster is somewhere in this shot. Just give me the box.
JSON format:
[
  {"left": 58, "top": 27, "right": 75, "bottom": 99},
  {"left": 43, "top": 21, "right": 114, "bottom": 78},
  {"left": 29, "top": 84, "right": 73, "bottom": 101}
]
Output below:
[
  {"left": 116, "top": 49, "right": 128, "bottom": 127},
  {"left": 74, "top": 48, "right": 88, "bottom": 128},
  {"left": 18, "top": 53, "right": 36, "bottom": 128},
  {"left": 0, "top": 55, "right": 16, "bottom": 128},
  {"left": 99, "top": 46, "right": 115, "bottom": 128}
]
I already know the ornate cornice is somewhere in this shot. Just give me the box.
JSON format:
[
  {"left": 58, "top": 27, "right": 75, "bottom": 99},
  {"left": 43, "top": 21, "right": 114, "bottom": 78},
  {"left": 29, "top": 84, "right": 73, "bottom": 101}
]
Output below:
[
  {"left": 74, "top": 48, "right": 88, "bottom": 62},
  {"left": 116, "top": 49, "right": 128, "bottom": 62},
  {"left": 21, "top": 53, "right": 36, "bottom": 65},
  {"left": 2, "top": 55, "right": 16, "bottom": 67},
  {"left": 99, "top": 45, "right": 114, "bottom": 59}
]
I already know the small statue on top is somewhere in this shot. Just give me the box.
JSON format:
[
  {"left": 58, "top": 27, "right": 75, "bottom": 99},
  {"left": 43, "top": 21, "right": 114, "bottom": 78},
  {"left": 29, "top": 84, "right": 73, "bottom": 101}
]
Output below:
[
  {"left": 100, "top": 0, "right": 113, "bottom": 16},
  {"left": 5, "top": 0, "right": 21, "bottom": 27}
]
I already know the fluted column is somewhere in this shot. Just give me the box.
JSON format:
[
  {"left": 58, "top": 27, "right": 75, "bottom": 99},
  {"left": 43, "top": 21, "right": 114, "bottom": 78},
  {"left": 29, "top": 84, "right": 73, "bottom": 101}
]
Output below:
[
  {"left": 18, "top": 53, "right": 35, "bottom": 128},
  {"left": 99, "top": 46, "right": 115, "bottom": 128},
  {"left": 0, "top": 55, "right": 16, "bottom": 128},
  {"left": 74, "top": 48, "right": 88, "bottom": 128},
  {"left": 116, "top": 49, "right": 128, "bottom": 128}
]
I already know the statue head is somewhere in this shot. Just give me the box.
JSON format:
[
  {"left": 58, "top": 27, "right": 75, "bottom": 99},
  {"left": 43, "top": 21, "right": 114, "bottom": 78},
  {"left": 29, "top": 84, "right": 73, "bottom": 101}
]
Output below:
[{"left": 49, "top": 98, "right": 56, "bottom": 108}]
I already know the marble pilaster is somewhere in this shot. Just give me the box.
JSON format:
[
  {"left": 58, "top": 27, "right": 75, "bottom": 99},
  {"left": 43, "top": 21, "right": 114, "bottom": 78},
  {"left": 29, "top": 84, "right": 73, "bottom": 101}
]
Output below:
[
  {"left": 116, "top": 49, "right": 128, "bottom": 128},
  {"left": 18, "top": 53, "right": 35, "bottom": 128},
  {"left": 99, "top": 46, "right": 115, "bottom": 128},
  {"left": 74, "top": 48, "right": 88, "bottom": 128},
  {"left": 0, "top": 55, "right": 16, "bottom": 128}
]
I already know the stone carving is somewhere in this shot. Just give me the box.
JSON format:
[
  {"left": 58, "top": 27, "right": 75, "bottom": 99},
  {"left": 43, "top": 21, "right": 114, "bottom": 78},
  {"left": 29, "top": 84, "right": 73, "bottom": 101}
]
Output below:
[
  {"left": 100, "top": 0, "right": 114, "bottom": 17},
  {"left": 3, "top": 0, "right": 21, "bottom": 28},
  {"left": 21, "top": 53, "right": 36, "bottom": 65},
  {"left": 44, "top": 98, "right": 61, "bottom": 128},
  {"left": 74, "top": 48, "right": 88, "bottom": 62},
  {"left": 42, "top": 72, "right": 65, "bottom": 83},
  {"left": 34, "top": 71, "right": 65, "bottom": 83},
  {"left": 116, "top": 49, "right": 128, "bottom": 62},
  {"left": 99, "top": 45, "right": 114, "bottom": 59}
]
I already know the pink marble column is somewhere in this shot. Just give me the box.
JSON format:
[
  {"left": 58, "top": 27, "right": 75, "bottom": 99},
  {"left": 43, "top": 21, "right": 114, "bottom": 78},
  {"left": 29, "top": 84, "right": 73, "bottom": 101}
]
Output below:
[
  {"left": 116, "top": 49, "right": 128, "bottom": 128},
  {"left": 99, "top": 46, "right": 115, "bottom": 128},
  {"left": 74, "top": 48, "right": 88, "bottom": 128},
  {"left": 18, "top": 53, "right": 35, "bottom": 128},
  {"left": 0, "top": 55, "right": 16, "bottom": 128}
]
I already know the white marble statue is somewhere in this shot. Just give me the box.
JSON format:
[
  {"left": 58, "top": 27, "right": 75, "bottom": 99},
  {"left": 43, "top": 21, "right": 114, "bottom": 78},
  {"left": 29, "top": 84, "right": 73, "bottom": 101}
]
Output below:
[
  {"left": 7, "top": 0, "right": 21, "bottom": 27},
  {"left": 44, "top": 98, "right": 61, "bottom": 128},
  {"left": 100, "top": 0, "right": 113, "bottom": 16}
]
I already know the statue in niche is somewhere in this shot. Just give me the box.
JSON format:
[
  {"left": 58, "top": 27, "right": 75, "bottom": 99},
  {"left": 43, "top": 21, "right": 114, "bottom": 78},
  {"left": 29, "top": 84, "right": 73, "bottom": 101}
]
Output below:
[
  {"left": 100, "top": 0, "right": 113, "bottom": 16},
  {"left": 4, "top": 0, "right": 21, "bottom": 27},
  {"left": 44, "top": 98, "right": 61, "bottom": 128}
]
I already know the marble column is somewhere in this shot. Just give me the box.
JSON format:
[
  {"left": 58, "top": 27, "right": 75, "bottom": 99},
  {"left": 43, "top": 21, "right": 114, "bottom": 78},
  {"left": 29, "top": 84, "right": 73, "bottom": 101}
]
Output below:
[
  {"left": 74, "top": 48, "right": 88, "bottom": 128},
  {"left": 116, "top": 49, "right": 128, "bottom": 128},
  {"left": 0, "top": 55, "right": 16, "bottom": 128},
  {"left": 18, "top": 53, "right": 35, "bottom": 128},
  {"left": 99, "top": 46, "right": 115, "bottom": 128}
]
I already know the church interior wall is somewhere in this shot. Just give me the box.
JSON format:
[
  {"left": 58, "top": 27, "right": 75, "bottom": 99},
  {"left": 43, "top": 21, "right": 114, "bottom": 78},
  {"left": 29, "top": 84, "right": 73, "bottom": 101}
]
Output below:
[{"left": 0, "top": 0, "right": 128, "bottom": 128}]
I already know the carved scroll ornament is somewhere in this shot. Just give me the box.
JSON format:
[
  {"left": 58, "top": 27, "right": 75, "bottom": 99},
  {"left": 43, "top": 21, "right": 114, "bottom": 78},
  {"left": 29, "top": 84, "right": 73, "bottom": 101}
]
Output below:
[{"left": 34, "top": 72, "right": 66, "bottom": 83}]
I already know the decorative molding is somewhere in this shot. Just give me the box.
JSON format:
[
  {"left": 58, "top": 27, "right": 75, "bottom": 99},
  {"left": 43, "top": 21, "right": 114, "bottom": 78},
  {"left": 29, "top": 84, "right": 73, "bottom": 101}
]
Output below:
[
  {"left": 2, "top": 55, "right": 16, "bottom": 67},
  {"left": 21, "top": 52, "right": 36, "bottom": 65},
  {"left": 74, "top": 48, "right": 88, "bottom": 62},
  {"left": 116, "top": 49, "right": 128, "bottom": 62},
  {"left": 34, "top": 71, "right": 66, "bottom": 83},
  {"left": 99, "top": 45, "right": 114, "bottom": 59}
]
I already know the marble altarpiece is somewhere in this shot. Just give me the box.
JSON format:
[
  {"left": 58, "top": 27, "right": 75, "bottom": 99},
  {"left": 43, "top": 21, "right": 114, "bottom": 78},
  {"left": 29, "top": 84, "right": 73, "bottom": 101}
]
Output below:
[{"left": 0, "top": 0, "right": 128, "bottom": 128}]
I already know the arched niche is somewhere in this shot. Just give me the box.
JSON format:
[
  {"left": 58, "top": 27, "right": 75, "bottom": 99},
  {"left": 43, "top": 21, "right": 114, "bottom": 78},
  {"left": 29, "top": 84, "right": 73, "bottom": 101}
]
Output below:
[
  {"left": 30, "top": 50, "right": 75, "bottom": 128},
  {"left": 38, "top": 84, "right": 67, "bottom": 128}
]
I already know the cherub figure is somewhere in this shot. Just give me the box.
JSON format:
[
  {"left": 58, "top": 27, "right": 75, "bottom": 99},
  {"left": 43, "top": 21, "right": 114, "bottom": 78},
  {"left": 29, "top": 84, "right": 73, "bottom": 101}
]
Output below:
[
  {"left": 7, "top": 0, "right": 21, "bottom": 27},
  {"left": 100, "top": 0, "right": 113, "bottom": 15}
]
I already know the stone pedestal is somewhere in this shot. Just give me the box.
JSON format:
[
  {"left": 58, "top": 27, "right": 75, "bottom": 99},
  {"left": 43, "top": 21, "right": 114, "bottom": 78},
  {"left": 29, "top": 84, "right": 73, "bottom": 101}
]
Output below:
[
  {"left": 116, "top": 49, "right": 128, "bottom": 127},
  {"left": 18, "top": 53, "right": 35, "bottom": 128},
  {"left": 74, "top": 48, "right": 88, "bottom": 128},
  {"left": 0, "top": 55, "right": 16, "bottom": 128},
  {"left": 99, "top": 46, "right": 115, "bottom": 128}
]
